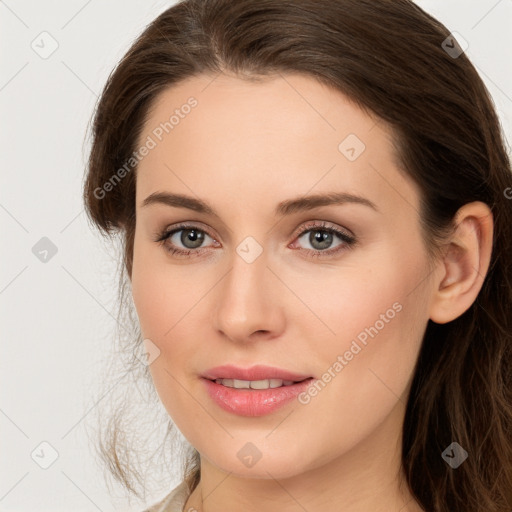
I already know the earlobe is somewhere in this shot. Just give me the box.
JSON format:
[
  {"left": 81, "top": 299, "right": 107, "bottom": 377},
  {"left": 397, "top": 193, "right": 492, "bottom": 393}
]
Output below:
[{"left": 429, "top": 202, "right": 493, "bottom": 325}]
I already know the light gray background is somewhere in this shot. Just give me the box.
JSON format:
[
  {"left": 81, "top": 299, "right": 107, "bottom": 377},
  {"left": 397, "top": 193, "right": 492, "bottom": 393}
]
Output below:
[{"left": 1, "top": 1, "right": 511, "bottom": 511}]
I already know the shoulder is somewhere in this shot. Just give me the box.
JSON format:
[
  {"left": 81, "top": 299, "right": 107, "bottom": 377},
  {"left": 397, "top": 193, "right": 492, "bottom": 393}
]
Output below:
[{"left": 142, "top": 480, "right": 190, "bottom": 512}]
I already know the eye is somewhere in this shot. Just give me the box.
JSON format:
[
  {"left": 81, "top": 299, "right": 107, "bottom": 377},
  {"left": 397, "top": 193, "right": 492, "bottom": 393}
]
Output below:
[
  {"left": 291, "top": 221, "right": 356, "bottom": 257},
  {"left": 154, "top": 223, "right": 218, "bottom": 257}
]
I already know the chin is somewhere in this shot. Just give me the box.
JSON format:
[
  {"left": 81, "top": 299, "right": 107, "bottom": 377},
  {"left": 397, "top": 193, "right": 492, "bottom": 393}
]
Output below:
[{"left": 199, "top": 436, "right": 319, "bottom": 480}]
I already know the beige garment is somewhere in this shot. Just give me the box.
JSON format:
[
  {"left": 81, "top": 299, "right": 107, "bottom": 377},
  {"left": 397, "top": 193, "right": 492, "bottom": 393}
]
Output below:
[{"left": 143, "top": 480, "right": 191, "bottom": 512}]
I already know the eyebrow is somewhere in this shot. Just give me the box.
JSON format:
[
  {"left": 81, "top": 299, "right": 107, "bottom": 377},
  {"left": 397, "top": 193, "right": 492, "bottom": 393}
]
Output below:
[{"left": 141, "top": 191, "right": 378, "bottom": 216}]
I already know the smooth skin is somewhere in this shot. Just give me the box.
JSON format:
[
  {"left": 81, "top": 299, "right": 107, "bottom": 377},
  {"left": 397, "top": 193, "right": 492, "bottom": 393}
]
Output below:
[{"left": 130, "top": 72, "right": 493, "bottom": 512}]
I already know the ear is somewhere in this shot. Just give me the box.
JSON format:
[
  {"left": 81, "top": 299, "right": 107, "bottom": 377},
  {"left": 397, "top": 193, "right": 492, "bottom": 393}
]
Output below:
[{"left": 429, "top": 201, "right": 493, "bottom": 324}]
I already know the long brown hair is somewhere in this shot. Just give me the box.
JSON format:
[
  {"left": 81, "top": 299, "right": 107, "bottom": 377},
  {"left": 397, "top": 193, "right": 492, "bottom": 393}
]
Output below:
[{"left": 83, "top": 1, "right": 512, "bottom": 510}]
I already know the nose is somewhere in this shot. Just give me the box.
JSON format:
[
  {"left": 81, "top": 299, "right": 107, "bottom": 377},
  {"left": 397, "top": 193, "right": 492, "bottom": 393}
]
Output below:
[{"left": 212, "top": 245, "right": 286, "bottom": 344}]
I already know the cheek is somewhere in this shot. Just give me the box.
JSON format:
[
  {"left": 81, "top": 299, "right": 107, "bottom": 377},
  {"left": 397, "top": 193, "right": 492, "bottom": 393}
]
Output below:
[
  {"left": 131, "top": 270, "right": 166, "bottom": 340},
  {"left": 131, "top": 233, "right": 156, "bottom": 336},
  {"left": 295, "top": 247, "right": 426, "bottom": 349},
  {"left": 284, "top": 260, "right": 429, "bottom": 460},
  {"left": 131, "top": 236, "right": 189, "bottom": 339},
  {"left": 131, "top": 266, "right": 201, "bottom": 432},
  {"left": 130, "top": 241, "right": 214, "bottom": 425},
  {"left": 297, "top": 240, "right": 430, "bottom": 398}
]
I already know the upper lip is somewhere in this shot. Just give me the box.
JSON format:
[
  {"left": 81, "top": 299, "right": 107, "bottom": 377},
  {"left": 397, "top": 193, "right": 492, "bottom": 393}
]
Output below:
[{"left": 202, "top": 364, "right": 312, "bottom": 382}]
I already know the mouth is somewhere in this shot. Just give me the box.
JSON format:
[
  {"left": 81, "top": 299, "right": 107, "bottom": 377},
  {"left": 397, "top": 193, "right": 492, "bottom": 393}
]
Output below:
[
  {"left": 201, "top": 364, "right": 316, "bottom": 416},
  {"left": 206, "top": 377, "right": 312, "bottom": 389},
  {"left": 201, "top": 368, "right": 316, "bottom": 417}
]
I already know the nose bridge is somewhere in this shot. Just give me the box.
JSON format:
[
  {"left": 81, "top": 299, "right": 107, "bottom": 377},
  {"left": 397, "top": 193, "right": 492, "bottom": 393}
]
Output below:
[{"left": 213, "top": 240, "right": 283, "bottom": 341}]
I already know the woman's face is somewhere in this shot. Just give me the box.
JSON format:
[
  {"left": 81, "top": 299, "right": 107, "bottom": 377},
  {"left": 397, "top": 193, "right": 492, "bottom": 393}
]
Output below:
[{"left": 131, "top": 72, "right": 437, "bottom": 480}]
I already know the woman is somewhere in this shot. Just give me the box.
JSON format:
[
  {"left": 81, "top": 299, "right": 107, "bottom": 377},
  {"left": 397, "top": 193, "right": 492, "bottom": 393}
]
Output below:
[{"left": 83, "top": 0, "right": 512, "bottom": 511}]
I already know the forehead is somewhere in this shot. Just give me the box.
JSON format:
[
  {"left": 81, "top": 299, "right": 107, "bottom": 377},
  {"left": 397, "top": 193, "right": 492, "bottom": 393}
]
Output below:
[{"left": 134, "top": 72, "right": 419, "bottom": 219}]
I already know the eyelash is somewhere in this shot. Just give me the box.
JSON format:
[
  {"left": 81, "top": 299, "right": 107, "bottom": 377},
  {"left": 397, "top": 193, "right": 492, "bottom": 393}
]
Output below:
[{"left": 154, "top": 221, "right": 356, "bottom": 259}]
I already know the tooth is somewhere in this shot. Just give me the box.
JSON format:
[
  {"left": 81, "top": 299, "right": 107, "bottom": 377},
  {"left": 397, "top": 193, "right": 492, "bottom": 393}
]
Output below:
[
  {"left": 215, "top": 378, "right": 295, "bottom": 389},
  {"left": 233, "top": 379, "right": 251, "bottom": 389},
  {"left": 250, "top": 379, "right": 271, "bottom": 389}
]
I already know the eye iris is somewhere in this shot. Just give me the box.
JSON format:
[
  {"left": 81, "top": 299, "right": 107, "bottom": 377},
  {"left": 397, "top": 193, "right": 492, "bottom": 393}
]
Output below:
[
  {"left": 181, "top": 229, "right": 204, "bottom": 249},
  {"left": 310, "top": 230, "right": 333, "bottom": 250}
]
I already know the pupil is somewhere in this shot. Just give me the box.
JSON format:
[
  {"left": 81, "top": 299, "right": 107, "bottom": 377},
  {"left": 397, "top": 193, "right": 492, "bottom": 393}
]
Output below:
[
  {"left": 311, "top": 231, "right": 332, "bottom": 250},
  {"left": 181, "top": 229, "right": 204, "bottom": 249}
]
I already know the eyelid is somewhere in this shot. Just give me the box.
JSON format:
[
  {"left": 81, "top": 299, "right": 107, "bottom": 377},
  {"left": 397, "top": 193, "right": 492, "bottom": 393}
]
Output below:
[
  {"left": 292, "top": 220, "right": 354, "bottom": 240},
  {"left": 154, "top": 221, "right": 215, "bottom": 242}
]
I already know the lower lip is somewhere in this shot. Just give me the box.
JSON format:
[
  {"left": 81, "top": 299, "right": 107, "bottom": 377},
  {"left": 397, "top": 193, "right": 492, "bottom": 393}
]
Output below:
[{"left": 202, "top": 377, "right": 315, "bottom": 417}]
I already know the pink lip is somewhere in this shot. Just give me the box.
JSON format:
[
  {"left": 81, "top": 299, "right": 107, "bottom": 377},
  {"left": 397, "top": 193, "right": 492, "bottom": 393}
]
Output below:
[
  {"left": 201, "top": 365, "right": 315, "bottom": 417},
  {"left": 202, "top": 364, "right": 312, "bottom": 382},
  {"left": 202, "top": 378, "right": 315, "bottom": 417}
]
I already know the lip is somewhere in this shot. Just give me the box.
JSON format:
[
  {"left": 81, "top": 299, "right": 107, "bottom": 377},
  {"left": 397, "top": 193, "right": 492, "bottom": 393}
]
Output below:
[
  {"left": 202, "top": 377, "right": 315, "bottom": 417},
  {"left": 202, "top": 364, "right": 312, "bottom": 382},
  {"left": 201, "top": 365, "right": 315, "bottom": 417}
]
